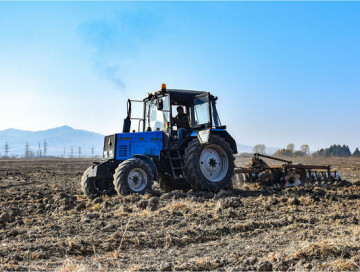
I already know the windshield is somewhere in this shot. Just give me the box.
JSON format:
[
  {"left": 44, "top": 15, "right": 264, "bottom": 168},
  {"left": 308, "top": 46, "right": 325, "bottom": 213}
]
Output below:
[
  {"left": 145, "top": 96, "right": 170, "bottom": 131},
  {"left": 193, "top": 95, "right": 210, "bottom": 127}
]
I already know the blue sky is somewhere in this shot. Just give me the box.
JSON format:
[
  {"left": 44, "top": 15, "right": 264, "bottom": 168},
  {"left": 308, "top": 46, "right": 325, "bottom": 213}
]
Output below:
[{"left": 0, "top": 2, "right": 359, "bottom": 151}]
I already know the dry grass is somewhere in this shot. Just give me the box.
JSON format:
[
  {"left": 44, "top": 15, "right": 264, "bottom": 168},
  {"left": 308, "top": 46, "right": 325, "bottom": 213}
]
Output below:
[
  {"left": 284, "top": 237, "right": 360, "bottom": 270},
  {"left": 90, "top": 203, "right": 102, "bottom": 211},
  {"left": 291, "top": 240, "right": 345, "bottom": 259},
  {"left": 324, "top": 258, "right": 360, "bottom": 271},
  {"left": 56, "top": 260, "right": 89, "bottom": 272},
  {"left": 159, "top": 199, "right": 194, "bottom": 213}
]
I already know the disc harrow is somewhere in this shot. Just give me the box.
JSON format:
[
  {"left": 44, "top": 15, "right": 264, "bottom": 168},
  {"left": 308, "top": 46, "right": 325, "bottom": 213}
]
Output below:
[{"left": 234, "top": 153, "right": 341, "bottom": 187}]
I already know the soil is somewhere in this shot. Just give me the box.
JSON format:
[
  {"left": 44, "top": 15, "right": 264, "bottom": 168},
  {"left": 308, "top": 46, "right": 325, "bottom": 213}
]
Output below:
[{"left": 0, "top": 157, "right": 360, "bottom": 271}]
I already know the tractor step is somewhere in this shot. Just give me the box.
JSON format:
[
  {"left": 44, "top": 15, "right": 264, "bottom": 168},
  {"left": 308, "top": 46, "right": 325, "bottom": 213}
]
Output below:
[
  {"left": 167, "top": 151, "right": 186, "bottom": 180},
  {"left": 170, "top": 157, "right": 184, "bottom": 160}
]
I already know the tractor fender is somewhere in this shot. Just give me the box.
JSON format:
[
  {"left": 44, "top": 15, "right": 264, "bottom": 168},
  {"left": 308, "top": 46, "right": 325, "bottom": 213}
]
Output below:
[
  {"left": 190, "top": 129, "right": 238, "bottom": 154},
  {"left": 87, "top": 160, "right": 114, "bottom": 180},
  {"left": 211, "top": 129, "right": 238, "bottom": 154},
  {"left": 132, "top": 154, "right": 158, "bottom": 180}
]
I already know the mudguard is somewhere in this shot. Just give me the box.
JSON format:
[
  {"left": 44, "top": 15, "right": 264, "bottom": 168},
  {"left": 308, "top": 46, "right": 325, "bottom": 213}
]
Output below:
[
  {"left": 133, "top": 154, "right": 158, "bottom": 180},
  {"left": 190, "top": 129, "right": 238, "bottom": 154},
  {"left": 87, "top": 161, "right": 114, "bottom": 180}
]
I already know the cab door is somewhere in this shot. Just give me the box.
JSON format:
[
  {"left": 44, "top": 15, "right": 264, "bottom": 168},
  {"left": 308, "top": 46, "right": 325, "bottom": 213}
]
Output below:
[{"left": 192, "top": 93, "right": 212, "bottom": 129}]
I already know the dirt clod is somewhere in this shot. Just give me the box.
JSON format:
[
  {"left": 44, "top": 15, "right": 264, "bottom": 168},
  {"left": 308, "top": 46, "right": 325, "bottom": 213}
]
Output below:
[
  {"left": 216, "top": 197, "right": 243, "bottom": 210},
  {"left": 92, "top": 197, "right": 103, "bottom": 204},
  {"left": 75, "top": 202, "right": 86, "bottom": 211},
  {"left": 0, "top": 212, "right": 10, "bottom": 223},
  {"left": 257, "top": 260, "right": 273, "bottom": 271},
  {"left": 216, "top": 189, "right": 234, "bottom": 198},
  {"left": 289, "top": 197, "right": 301, "bottom": 205},
  {"left": 159, "top": 261, "right": 173, "bottom": 271}
]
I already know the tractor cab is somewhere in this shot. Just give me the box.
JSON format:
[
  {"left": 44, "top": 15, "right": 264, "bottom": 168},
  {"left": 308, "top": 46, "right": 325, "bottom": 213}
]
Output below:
[{"left": 124, "top": 84, "right": 225, "bottom": 150}]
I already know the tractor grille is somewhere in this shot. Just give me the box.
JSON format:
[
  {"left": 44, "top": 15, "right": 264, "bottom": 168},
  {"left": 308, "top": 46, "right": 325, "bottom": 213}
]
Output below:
[{"left": 118, "top": 145, "right": 129, "bottom": 158}]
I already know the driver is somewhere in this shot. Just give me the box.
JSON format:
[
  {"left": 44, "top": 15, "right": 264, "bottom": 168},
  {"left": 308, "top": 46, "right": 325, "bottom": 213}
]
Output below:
[{"left": 173, "top": 106, "right": 189, "bottom": 145}]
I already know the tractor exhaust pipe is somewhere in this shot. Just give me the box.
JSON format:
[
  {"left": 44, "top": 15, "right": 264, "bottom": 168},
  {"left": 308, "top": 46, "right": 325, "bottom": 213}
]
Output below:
[{"left": 123, "top": 99, "right": 131, "bottom": 133}]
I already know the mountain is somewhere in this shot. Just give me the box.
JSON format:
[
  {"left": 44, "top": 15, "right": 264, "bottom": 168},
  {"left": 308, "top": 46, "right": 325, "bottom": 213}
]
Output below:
[
  {"left": 0, "top": 126, "right": 104, "bottom": 157},
  {"left": 0, "top": 125, "right": 281, "bottom": 157}
]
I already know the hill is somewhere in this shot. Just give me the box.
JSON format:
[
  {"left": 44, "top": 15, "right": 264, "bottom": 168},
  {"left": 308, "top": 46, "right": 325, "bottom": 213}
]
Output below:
[
  {"left": 0, "top": 126, "right": 104, "bottom": 157},
  {"left": 0, "top": 126, "right": 278, "bottom": 157}
]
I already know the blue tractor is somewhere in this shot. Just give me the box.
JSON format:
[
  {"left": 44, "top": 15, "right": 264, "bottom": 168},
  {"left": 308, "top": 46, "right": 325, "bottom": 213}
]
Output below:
[{"left": 81, "top": 84, "right": 238, "bottom": 197}]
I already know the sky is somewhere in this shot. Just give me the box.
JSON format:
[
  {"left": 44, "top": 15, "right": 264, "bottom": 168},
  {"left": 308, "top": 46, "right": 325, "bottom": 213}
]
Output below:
[{"left": 0, "top": 1, "right": 360, "bottom": 151}]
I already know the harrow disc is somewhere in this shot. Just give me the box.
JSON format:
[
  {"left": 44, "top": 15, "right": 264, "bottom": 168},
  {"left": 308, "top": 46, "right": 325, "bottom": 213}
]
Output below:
[{"left": 234, "top": 153, "right": 342, "bottom": 188}]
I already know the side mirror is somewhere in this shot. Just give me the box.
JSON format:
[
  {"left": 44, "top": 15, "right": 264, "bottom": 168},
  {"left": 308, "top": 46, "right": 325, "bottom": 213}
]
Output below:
[{"left": 157, "top": 98, "right": 163, "bottom": 110}]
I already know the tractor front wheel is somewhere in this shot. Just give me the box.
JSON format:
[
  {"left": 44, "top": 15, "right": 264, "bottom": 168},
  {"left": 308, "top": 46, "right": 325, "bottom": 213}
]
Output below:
[
  {"left": 184, "top": 135, "right": 235, "bottom": 192},
  {"left": 113, "top": 158, "right": 154, "bottom": 196},
  {"left": 81, "top": 167, "right": 115, "bottom": 198}
]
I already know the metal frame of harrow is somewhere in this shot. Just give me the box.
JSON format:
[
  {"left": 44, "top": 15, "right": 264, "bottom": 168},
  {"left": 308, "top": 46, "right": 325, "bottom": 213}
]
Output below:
[{"left": 234, "top": 153, "right": 340, "bottom": 184}]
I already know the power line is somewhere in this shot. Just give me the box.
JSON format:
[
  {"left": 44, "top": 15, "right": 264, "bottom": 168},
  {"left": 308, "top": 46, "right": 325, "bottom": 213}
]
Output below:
[
  {"left": 4, "top": 142, "right": 9, "bottom": 157},
  {"left": 43, "top": 140, "right": 48, "bottom": 157},
  {"left": 38, "top": 143, "right": 42, "bottom": 157},
  {"left": 25, "top": 142, "right": 30, "bottom": 158}
]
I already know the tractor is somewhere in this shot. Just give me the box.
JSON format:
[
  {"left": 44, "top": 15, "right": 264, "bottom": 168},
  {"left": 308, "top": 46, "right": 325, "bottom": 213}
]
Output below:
[{"left": 81, "top": 84, "right": 237, "bottom": 197}]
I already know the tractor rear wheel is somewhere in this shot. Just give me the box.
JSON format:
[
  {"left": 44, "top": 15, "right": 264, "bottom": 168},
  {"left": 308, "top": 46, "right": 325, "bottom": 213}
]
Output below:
[
  {"left": 113, "top": 158, "right": 154, "bottom": 196},
  {"left": 184, "top": 134, "right": 235, "bottom": 192},
  {"left": 81, "top": 167, "right": 115, "bottom": 197},
  {"left": 158, "top": 173, "right": 191, "bottom": 193}
]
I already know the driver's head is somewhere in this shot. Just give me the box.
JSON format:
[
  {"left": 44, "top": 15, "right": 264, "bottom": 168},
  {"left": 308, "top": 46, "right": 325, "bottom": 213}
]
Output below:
[{"left": 177, "top": 106, "right": 184, "bottom": 114}]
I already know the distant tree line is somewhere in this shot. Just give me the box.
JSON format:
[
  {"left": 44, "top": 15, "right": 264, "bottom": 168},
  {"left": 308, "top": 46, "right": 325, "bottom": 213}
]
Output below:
[
  {"left": 273, "top": 143, "right": 310, "bottom": 157},
  {"left": 313, "top": 144, "right": 352, "bottom": 157},
  {"left": 251, "top": 143, "right": 360, "bottom": 157}
]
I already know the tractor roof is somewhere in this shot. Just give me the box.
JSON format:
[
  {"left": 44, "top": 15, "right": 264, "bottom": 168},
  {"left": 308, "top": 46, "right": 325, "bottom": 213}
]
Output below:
[
  {"left": 165, "top": 89, "right": 208, "bottom": 95},
  {"left": 144, "top": 88, "right": 211, "bottom": 102}
]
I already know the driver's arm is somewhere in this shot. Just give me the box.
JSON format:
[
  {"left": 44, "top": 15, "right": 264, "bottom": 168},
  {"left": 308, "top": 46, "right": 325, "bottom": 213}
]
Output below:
[{"left": 172, "top": 116, "right": 177, "bottom": 126}]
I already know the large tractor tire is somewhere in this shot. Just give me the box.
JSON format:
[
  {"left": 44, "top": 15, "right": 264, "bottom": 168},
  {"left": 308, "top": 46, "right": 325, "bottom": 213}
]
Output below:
[
  {"left": 81, "top": 167, "right": 115, "bottom": 198},
  {"left": 184, "top": 134, "right": 235, "bottom": 192},
  {"left": 113, "top": 158, "right": 154, "bottom": 196},
  {"left": 158, "top": 173, "right": 191, "bottom": 193}
]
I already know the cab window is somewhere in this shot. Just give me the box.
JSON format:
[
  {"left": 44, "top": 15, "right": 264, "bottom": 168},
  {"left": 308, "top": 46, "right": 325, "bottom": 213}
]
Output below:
[
  {"left": 193, "top": 95, "right": 210, "bottom": 127},
  {"left": 145, "top": 96, "right": 170, "bottom": 131}
]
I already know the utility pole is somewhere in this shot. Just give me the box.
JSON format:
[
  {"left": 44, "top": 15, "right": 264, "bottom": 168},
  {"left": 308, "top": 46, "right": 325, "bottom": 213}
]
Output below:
[
  {"left": 43, "top": 140, "right": 48, "bottom": 157},
  {"left": 70, "top": 146, "right": 74, "bottom": 158},
  {"left": 4, "top": 142, "right": 9, "bottom": 157},
  {"left": 25, "top": 142, "right": 30, "bottom": 158},
  {"left": 63, "top": 147, "right": 66, "bottom": 158},
  {"left": 91, "top": 146, "right": 94, "bottom": 158},
  {"left": 78, "top": 146, "right": 81, "bottom": 158},
  {"left": 38, "top": 143, "right": 42, "bottom": 158}
]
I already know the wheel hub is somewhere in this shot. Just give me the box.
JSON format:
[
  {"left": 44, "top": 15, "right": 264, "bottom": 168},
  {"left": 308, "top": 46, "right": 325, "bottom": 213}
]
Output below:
[
  {"left": 199, "top": 145, "right": 229, "bottom": 182},
  {"left": 209, "top": 158, "right": 217, "bottom": 168},
  {"left": 128, "top": 168, "right": 147, "bottom": 191}
]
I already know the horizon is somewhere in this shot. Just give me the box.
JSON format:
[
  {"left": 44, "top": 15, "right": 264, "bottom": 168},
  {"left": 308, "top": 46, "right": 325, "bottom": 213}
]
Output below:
[
  {"left": 1, "top": 2, "right": 359, "bottom": 151},
  {"left": 0, "top": 125, "right": 358, "bottom": 155}
]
